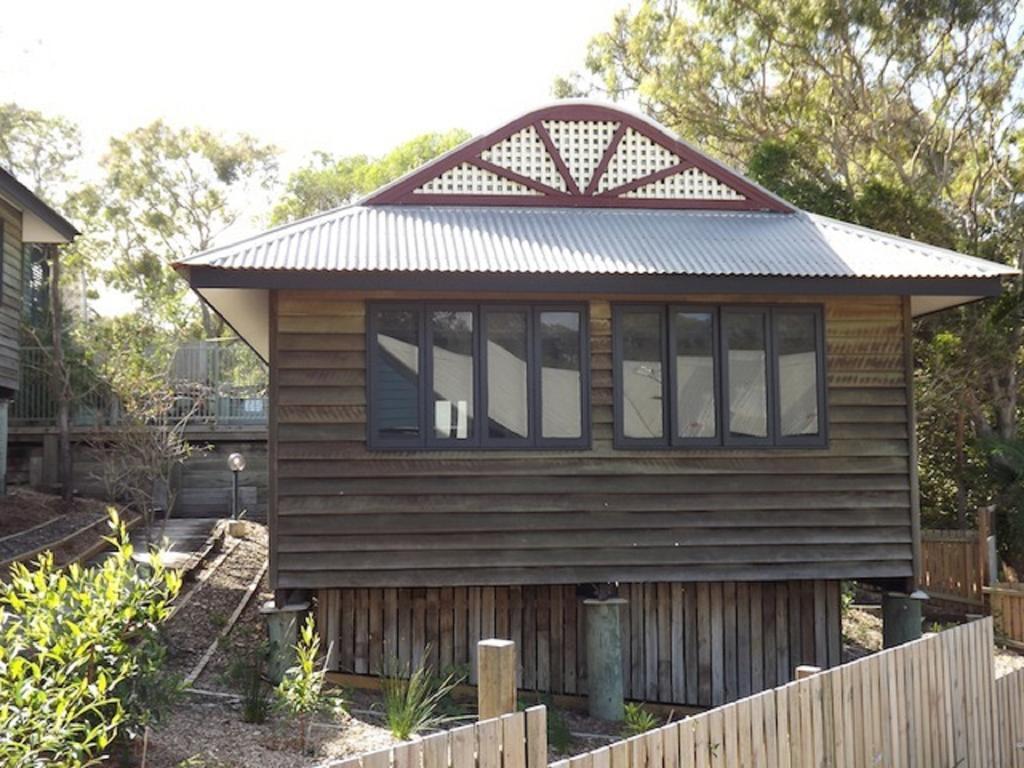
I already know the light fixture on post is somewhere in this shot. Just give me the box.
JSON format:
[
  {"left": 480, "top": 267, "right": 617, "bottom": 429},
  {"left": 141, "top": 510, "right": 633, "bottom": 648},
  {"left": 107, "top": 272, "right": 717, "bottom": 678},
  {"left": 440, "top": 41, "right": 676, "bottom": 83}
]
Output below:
[{"left": 227, "top": 452, "right": 246, "bottom": 521}]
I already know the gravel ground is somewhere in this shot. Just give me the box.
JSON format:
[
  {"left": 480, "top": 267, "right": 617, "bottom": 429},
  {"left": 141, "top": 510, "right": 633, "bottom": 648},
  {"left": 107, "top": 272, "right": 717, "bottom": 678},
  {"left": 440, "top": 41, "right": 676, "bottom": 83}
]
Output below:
[
  {"left": 148, "top": 523, "right": 633, "bottom": 767},
  {"left": 164, "top": 526, "right": 269, "bottom": 681},
  {"left": 0, "top": 488, "right": 113, "bottom": 563},
  {"left": 843, "top": 603, "right": 1024, "bottom": 676}
]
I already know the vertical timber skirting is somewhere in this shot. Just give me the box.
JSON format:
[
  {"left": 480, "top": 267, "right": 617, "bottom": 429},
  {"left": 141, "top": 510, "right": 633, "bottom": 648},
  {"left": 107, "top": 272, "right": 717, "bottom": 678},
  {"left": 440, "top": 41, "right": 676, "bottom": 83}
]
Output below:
[{"left": 315, "top": 580, "right": 842, "bottom": 708}]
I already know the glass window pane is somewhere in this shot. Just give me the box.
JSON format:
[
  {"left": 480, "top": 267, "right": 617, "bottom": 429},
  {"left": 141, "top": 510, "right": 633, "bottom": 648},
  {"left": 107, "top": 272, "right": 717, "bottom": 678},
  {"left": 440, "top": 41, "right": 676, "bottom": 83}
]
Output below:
[
  {"left": 486, "top": 311, "right": 529, "bottom": 440},
  {"left": 776, "top": 312, "right": 820, "bottom": 437},
  {"left": 431, "top": 310, "right": 474, "bottom": 440},
  {"left": 674, "top": 311, "right": 716, "bottom": 439},
  {"left": 373, "top": 309, "right": 420, "bottom": 439},
  {"left": 540, "top": 311, "right": 582, "bottom": 439},
  {"left": 621, "top": 311, "right": 664, "bottom": 439},
  {"left": 725, "top": 312, "right": 768, "bottom": 439}
]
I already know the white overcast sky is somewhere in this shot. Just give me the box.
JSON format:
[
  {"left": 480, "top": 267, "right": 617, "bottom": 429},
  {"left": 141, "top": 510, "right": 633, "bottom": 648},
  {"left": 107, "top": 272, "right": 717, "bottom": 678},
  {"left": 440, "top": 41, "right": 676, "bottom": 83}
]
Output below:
[{"left": 0, "top": 0, "right": 627, "bottom": 175}]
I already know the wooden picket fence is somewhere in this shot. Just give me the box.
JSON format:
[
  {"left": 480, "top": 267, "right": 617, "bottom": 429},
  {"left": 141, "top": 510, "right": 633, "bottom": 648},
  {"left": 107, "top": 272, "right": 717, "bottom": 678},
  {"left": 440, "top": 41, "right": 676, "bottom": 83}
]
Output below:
[
  {"left": 995, "top": 667, "right": 1024, "bottom": 768},
  {"left": 554, "top": 619, "right": 1013, "bottom": 768},
  {"left": 989, "top": 584, "right": 1024, "bottom": 647},
  {"left": 919, "top": 528, "right": 989, "bottom": 607},
  {"left": 329, "top": 706, "right": 547, "bottom": 768}
]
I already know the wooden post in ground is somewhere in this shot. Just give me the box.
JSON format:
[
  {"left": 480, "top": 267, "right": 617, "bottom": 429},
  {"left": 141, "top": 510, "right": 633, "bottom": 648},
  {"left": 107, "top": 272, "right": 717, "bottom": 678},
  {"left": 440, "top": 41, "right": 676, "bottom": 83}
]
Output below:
[
  {"left": 979, "top": 505, "right": 996, "bottom": 592},
  {"left": 477, "top": 639, "right": 516, "bottom": 720},
  {"left": 795, "top": 665, "right": 821, "bottom": 680}
]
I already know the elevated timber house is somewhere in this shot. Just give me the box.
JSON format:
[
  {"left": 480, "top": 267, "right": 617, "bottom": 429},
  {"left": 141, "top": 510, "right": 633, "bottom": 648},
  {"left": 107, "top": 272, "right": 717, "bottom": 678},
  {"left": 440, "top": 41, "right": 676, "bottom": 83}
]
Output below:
[
  {"left": 0, "top": 168, "right": 78, "bottom": 491},
  {"left": 175, "top": 102, "right": 1014, "bottom": 708}
]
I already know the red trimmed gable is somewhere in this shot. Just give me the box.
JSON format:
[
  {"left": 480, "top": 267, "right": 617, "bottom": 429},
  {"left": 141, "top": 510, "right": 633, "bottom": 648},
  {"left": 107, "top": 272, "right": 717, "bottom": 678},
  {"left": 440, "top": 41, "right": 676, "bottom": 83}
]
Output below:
[{"left": 365, "top": 103, "right": 792, "bottom": 213}]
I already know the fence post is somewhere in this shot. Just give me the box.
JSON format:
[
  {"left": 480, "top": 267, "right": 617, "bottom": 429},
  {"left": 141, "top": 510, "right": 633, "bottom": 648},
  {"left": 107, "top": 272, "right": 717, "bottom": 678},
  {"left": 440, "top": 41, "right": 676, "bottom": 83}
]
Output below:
[
  {"left": 795, "top": 665, "right": 821, "bottom": 680},
  {"left": 979, "top": 505, "right": 997, "bottom": 590},
  {"left": 478, "top": 639, "right": 516, "bottom": 720}
]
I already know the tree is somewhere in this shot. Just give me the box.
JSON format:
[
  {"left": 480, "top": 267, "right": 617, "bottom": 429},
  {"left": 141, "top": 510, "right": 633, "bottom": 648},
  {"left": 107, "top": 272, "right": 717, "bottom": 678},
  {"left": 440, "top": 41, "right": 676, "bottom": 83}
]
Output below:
[
  {"left": 0, "top": 103, "right": 80, "bottom": 203},
  {"left": 271, "top": 130, "right": 470, "bottom": 224},
  {"left": 101, "top": 121, "right": 278, "bottom": 336},
  {"left": 564, "top": 0, "right": 1024, "bottom": 541}
]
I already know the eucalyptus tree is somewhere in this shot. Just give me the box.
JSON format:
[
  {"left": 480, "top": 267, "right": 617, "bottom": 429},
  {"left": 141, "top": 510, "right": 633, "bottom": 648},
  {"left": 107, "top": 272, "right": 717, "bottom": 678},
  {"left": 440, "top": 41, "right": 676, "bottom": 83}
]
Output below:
[{"left": 561, "top": 0, "right": 1024, "bottom": 539}]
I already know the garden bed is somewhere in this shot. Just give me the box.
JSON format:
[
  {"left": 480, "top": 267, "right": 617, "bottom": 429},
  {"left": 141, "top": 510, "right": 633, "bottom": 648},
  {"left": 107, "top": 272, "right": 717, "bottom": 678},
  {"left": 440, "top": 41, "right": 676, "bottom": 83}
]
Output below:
[{"left": 0, "top": 487, "right": 135, "bottom": 570}]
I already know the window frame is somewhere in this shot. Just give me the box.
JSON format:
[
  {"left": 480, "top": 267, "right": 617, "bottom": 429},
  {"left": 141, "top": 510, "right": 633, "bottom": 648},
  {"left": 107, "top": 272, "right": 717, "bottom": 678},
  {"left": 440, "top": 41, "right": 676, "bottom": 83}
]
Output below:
[
  {"left": 366, "top": 302, "right": 429, "bottom": 450},
  {"left": 770, "top": 305, "right": 829, "bottom": 448},
  {"left": 367, "top": 301, "right": 590, "bottom": 451},
  {"left": 612, "top": 303, "right": 827, "bottom": 450},
  {"left": 669, "top": 305, "right": 723, "bottom": 448}
]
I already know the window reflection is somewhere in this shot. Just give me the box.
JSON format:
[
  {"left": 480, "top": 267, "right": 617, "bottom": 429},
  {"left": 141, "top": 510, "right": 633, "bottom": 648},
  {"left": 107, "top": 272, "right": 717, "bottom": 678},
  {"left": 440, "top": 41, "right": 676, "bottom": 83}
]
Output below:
[
  {"left": 431, "top": 310, "right": 474, "bottom": 440},
  {"left": 486, "top": 311, "right": 529, "bottom": 440},
  {"left": 621, "top": 311, "right": 664, "bottom": 439},
  {"left": 674, "top": 311, "right": 716, "bottom": 439},
  {"left": 540, "top": 311, "right": 582, "bottom": 439},
  {"left": 374, "top": 309, "right": 420, "bottom": 438},
  {"left": 776, "top": 312, "right": 819, "bottom": 436},
  {"left": 724, "top": 312, "right": 768, "bottom": 439}
]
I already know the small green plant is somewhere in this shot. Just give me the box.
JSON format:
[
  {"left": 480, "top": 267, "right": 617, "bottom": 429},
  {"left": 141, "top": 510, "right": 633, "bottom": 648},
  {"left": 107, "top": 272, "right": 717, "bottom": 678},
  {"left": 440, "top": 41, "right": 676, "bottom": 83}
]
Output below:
[
  {"left": 380, "top": 647, "right": 462, "bottom": 740},
  {"left": 841, "top": 581, "right": 856, "bottom": 613},
  {"left": 546, "top": 703, "right": 572, "bottom": 754},
  {"left": 623, "top": 702, "right": 660, "bottom": 736},
  {"left": 224, "top": 628, "right": 272, "bottom": 724},
  {"left": 275, "top": 615, "right": 344, "bottom": 753}
]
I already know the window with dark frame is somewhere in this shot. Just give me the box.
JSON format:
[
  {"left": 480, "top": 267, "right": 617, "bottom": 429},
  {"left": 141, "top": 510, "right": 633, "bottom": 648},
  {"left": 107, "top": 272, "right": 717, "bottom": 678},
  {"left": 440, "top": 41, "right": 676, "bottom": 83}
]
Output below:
[
  {"left": 368, "top": 303, "right": 589, "bottom": 450},
  {"left": 613, "top": 304, "right": 826, "bottom": 448}
]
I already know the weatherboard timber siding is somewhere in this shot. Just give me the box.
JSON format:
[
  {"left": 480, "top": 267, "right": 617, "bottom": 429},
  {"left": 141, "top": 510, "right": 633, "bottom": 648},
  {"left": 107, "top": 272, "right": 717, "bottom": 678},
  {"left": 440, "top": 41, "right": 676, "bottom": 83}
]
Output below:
[
  {"left": 316, "top": 580, "right": 842, "bottom": 708},
  {"left": 0, "top": 198, "right": 23, "bottom": 394},
  {"left": 269, "top": 290, "right": 913, "bottom": 590}
]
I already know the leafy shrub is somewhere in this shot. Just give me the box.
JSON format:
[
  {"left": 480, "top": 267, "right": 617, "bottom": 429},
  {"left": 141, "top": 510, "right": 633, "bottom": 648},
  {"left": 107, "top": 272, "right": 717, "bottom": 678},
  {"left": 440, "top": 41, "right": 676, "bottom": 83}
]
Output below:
[
  {"left": 623, "top": 702, "right": 659, "bottom": 736},
  {"left": 275, "top": 615, "right": 344, "bottom": 753},
  {"left": 380, "top": 647, "right": 462, "bottom": 740},
  {"left": 0, "top": 510, "right": 180, "bottom": 767}
]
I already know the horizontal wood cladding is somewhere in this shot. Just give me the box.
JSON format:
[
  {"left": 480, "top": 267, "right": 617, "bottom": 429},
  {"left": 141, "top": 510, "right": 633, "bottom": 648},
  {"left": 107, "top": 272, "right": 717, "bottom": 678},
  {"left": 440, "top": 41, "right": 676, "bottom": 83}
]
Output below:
[
  {"left": 0, "top": 199, "right": 23, "bottom": 394},
  {"left": 316, "top": 580, "right": 842, "bottom": 708},
  {"left": 272, "top": 291, "right": 914, "bottom": 589}
]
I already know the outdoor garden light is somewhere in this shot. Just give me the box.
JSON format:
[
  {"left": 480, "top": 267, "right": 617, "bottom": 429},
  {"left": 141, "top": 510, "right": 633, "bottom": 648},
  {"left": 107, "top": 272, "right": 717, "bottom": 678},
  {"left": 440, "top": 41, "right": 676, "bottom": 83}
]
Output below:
[
  {"left": 228, "top": 452, "right": 246, "bottom": 520},
  {"left": 228, "top": 452, "right": 246, "bottom": 473}
]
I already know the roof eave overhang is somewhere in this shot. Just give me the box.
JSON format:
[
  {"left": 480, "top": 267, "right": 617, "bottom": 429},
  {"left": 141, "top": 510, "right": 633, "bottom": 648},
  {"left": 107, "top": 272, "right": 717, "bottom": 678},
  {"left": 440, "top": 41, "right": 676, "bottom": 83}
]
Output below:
[
  {"left": 184, "top": 264, "right": 1007, "bottom": 300},
  {"left": 179, "top": 264, "right": 1007, "bottom": 360},
  {"left": 0, "top": 171, "right": 79, "bottom": 242}
]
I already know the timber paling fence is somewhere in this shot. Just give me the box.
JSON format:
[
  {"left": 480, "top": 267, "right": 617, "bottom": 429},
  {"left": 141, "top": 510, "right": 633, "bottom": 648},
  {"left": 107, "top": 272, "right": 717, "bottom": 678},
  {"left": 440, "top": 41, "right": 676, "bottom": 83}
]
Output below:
[
  {"left": 331, "top": 706, "right": 548, "bottom": 768},
  {"left": 332, "top": 619, "right": 1023, "bottom": 768},
  {"left": 989, "top": 585, "right": 1024, "bottom": 649},
  {"left": 553, "top": 618, "right": 1017, "bottom": 768}
]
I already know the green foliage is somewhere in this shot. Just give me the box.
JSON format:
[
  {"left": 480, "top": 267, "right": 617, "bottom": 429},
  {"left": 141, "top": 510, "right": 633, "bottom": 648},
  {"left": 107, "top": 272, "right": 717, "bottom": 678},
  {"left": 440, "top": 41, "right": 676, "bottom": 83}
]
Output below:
[
  {"left": 380, "top": 648, "right": 462, "bottom": 741},
  {"left": 271, "top": 130, "right": 470, "bottom": 224},
  {"left": 223, "top": 627, "right": 272, "bottom": 724},
  {"left": 276, "top": 615, "right": 344, "bottom": 753},
  {"left": 840, "top": 582, "right": 856, "bottom": 613},
  {"left": 0, "top": 102, "right": 81, "bottom": 204},
  {"left": 623, "top": 702, "right": 660, "bottom": 736},
  {"left": 569, "top": 0, "right": 1024, "bottom": 562},
  {"left": 99, "top": 120, "right": 278, "bottom": 333},
  {"left": 0, "top": 510, "right": 181, "bottom": 767},
  {"left": 545, "top": 702, "right": 572, "bottom": 754}
]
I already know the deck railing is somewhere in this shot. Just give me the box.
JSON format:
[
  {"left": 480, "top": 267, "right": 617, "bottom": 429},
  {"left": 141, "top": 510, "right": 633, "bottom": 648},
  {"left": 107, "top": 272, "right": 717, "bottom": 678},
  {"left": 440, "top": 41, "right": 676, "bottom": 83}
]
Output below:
[{"left": 10, "top": 339, "right": 268, "bottom": 429}]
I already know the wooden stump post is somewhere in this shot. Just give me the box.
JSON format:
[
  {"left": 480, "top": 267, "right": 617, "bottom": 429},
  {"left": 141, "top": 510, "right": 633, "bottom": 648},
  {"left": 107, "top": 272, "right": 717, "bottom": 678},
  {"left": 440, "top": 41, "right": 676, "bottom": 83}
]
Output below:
[
  {"left": 795, "top": 665, "right": 821, "bottom": 680},
  {"left": 477, "top": 639, "right": 516, "bottom": 720}
]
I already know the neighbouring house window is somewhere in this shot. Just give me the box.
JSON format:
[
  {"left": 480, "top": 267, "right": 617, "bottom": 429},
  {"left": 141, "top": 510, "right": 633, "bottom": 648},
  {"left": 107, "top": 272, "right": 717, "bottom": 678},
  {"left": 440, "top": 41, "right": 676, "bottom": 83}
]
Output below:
[
  {"left": 613, "top": 304, "right": 826, "bottom": 448},
  {"left": 369, "top": 303, "right": 589, "bottom": 449}
]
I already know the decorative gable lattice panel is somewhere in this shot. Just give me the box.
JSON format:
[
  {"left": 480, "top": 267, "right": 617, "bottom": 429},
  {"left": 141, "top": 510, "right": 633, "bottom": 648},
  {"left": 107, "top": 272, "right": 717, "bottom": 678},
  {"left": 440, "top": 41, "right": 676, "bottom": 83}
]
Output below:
[{"left": 368, "top": 104, "right": 790, "bottom": 212}]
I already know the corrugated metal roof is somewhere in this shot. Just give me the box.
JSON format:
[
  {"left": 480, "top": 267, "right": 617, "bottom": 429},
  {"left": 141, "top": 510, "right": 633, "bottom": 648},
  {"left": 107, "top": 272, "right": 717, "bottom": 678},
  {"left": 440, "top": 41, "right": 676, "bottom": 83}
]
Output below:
[{"left": 178, "top": 205, "right": 1015, "bottom": 281}]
